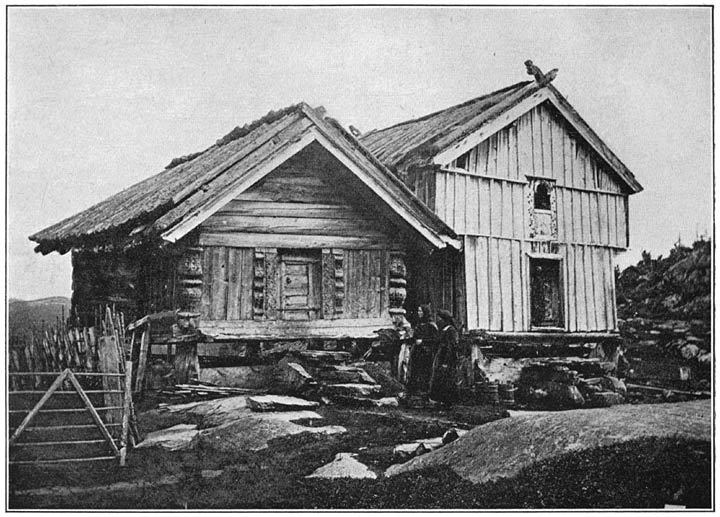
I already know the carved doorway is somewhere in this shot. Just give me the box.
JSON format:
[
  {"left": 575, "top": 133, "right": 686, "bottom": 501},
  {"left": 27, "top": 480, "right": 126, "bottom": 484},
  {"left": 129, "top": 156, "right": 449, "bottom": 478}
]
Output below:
[
  {"left": 530, "top": 258, "right": 563, "bottom": 328},
  {"left": 279, "top": 250, "right": 322, "bottom": 320}
]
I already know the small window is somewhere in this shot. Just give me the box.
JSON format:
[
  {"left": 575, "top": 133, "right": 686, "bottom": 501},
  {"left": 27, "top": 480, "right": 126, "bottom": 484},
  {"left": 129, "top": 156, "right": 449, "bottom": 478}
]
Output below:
[
  {"left": 455, "top": 151, "right": 470, "bottom": 170},
  {"left": 534, "top": 182, "right": 551, "bottom": 210}
]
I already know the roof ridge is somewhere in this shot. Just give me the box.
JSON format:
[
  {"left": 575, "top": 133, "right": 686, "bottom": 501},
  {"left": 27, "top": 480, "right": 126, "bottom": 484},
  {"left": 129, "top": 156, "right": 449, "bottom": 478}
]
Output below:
[{"left": 364, "top": 80, "right": 532, "bottom": 137}]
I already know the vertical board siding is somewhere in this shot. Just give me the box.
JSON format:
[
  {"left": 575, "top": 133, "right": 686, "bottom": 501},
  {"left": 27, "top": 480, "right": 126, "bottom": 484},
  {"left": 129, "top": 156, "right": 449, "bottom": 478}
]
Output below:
[
  {"left": 201, "top": 246, "right": 254, "bottom": 320},
  {"left": 341, "top": 249, "right": 388, "bottom": 319},
  {"left": 429, "top": 102, "right": 629, "bottom": 332}
]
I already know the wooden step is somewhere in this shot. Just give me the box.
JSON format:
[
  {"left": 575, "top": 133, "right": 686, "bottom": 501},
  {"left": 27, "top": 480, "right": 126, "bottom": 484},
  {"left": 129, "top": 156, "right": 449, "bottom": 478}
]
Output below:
[{"left": 321, "top": 383, "right": 382, "bottom": 399}]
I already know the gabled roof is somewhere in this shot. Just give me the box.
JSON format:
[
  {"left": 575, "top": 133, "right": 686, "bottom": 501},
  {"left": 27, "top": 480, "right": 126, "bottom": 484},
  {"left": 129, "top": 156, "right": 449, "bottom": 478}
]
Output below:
[
  {"left": 361, "top": 80, "right": 643, "bottom": 194},
  {"left": 30, "top": 104, "right": 460, "bottom": 255}
]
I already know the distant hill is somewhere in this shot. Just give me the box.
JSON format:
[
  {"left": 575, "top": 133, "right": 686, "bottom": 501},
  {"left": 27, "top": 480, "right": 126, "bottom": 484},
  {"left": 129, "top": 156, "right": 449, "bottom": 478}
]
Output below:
[
  {"left": 8, "top": 296, "right": 71, "bottom": 340},
  {"left": 616, "top": 238, "right": 711, "bottom": 321}
]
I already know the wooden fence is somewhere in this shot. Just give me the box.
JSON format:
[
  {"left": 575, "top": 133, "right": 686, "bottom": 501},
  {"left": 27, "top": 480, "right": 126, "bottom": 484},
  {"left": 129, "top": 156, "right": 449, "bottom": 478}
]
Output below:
[{"left": 8, "top": 307, "right": 138, "bottom": 466}]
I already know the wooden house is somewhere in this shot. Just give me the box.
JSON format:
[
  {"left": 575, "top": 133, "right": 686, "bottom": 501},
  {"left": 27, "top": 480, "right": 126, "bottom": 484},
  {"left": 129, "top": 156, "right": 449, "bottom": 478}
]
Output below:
[
  {"left": 30, "top": 103, "right": 460, "bottom": 347},
  {"left": 31, "top": 63, "right": 642, "bottom": 364},
  {"left": 360, "top": 63, "right": 643, "bottom": 344}
]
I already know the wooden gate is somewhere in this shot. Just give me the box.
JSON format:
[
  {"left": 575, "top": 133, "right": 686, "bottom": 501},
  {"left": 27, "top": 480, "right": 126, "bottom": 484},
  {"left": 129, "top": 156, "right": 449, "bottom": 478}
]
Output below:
[{"left": 9, "top": 365, "right": 135, "bottom": 467}]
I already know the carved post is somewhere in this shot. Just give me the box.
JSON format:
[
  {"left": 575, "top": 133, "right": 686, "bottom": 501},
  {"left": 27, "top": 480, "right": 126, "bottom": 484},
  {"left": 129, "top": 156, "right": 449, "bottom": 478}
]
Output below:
[
  {"left": 388, "top": 251, "right": 408, "bottom": 326},
  {"left": 253, "top": 250, "right": 265, "bottom": 319},
  {"left": 321, "top": 250, "right": 336, "bottom": 319},
  {"left": 333, "top": 250, "right": 345, "bottom": 315},
  {"left": 262, "top": 248, "right": 279, "bottom": 320}
]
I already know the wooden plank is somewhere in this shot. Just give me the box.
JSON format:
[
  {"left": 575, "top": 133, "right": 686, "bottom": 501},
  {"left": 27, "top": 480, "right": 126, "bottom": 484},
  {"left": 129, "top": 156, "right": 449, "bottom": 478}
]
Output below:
[
  {"left": 583, "top": 245, "right": 596, "bottom": 330},
  {"left": 517, "top": 112, "right": 533, "bottom": 177},
  {"left": 609, "top": 249, "right": 618, "bottom": 329},
  {"left": 581, "top": 192, "right": 592, "bottom": 243},
  {"left": 499, "top": 239, "right": 513, "bottom": 331},
  {"left": 436, "top": 172, "right": 447, "bottom": 222},
  {"left": 380, "top": 250, "right": 389, "bottom": 317},
  {"left": 99, "top": 336, "right": 122, "bottom": 425},
  {"left": 510, "top": 240, "right": 523, "bottom": 331},
  {"left": 512, "top": 183, "right": 524, "bottom": 239},
  {"left": 488, "top": 133, "right": 498, "bottom": 177},
  {"left": 198, "top": 317, "right": 394, "bottom": 340},
  {"left": 226, "top": 248, "right": 240, "bottom": 319},
  {"left": 496, "top": 128, "right": 509, "bottom": 179},
  {"left": 209, "top": 247, "right": 228, "bottom": 319},
  {"left": 489, "top": 238, "right": 502, "bottom": 331},
  {"left": 598, "top": 193, "right": 609, "bottom": 246},
  {"left": 477, "top": 237, "right": 490, "bottom": 329},
  {"left": 321, "top": 250, "right": 335, "bottom": 319},
  {"left": 134, "top": 328, "right": 150, "bottom": 393},
  {"left": 490, "top": 180, "right": 502, "bottom": 236},
  {"left": 508, "top": 123, "right": 519, "bottom": 180},
  {"left": 551, "top": 110, "right": 565, "bottom": 185},
  {"left": 574, "top": 245, "right": 587, "bottom": 330},
  {"left": 541, "top": 104, "right": 553, "bottom": 177},
  {"left": 120, "top": 361, "right": 133, "bottom": 467},
  {"left": 531, "top": 107, "right": 543, "bottom": 176},
  {"left": 199, "top": 232, "right": 392, "bottom": 250},
  {"left": 478, "top": 178, "right": 491, "bottom": 235},
  {"left": 200, "top": 247, "right": 213, "bottom": 319},
  {"left": 563, "top": 131, "right": 574, "bottom": 188},
  {"left": 216, "top": 201, "right": 358, "bottom": 219},
  {"left": 240, "top": 248, "right": 255, "bottom": 319},
  {"left": 501, "top": 181, "right": 513, "bottom": 238},
  {"left": 619, "top": 196, "right": 628, "bottom": 248},
  {"left": 590, "top": 192, "right": 600, "bottom": 244},
  {"left": 200, "top": 214, "right": 386, "bottom": 237},
  {"left": 466, "top": 176, "right": 479, "bottom": 234},
  {"left": 593, "top": 247, "right": 606, "bottom": 330},
  {"left": 464, "top": 237, "right": 479, "bottom": 330}
]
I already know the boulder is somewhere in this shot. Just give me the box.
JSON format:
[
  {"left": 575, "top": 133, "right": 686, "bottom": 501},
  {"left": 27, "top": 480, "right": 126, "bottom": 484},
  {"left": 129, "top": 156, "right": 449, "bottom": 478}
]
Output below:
[
  {"left": 326, "top": 395, "right": 398, "bottom": 408},
  {"left": 135, "top": 424, "right": 200, "bottom": 451},
  {"left": 547, "top": 382, "right": 585, "bottom": 408},
  {"left": 297, "top": 350, "right": 351, "bottom": 364},
  {"left": 414, "top": 436, "right": 444, "bottom": 451},
  {"left": 306, "top": 453, "right": 377, "bottom": 479},
  {"left": 588, "top": 391, "right": 624, "bottom": 407},
  {"left": 393, "top": 442, "right": 429, "bottom": 461},
  {"left": 442, "top": 428, "right": 468, "bottom": 445},
  {"left": 680, "top": 344, "right": 701, "bottom": 360},
  {"left": 199, "top": 366, "right": 275, "bottom": 389},
  {"left": 246, "top": 395, "right": 320, "bottom": 412},
  {"left": 601, "top": 376, "right": 627, "bottom": 396},
  {"left": 276, "top": 360, "right": 316, "bottom": 393}
]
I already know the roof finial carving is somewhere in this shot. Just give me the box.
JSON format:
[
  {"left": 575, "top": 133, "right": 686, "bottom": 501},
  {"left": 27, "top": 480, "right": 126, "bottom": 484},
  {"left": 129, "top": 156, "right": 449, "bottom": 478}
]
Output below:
[{"left": 524, "top": 60, "right": 558, "bottom": 86}]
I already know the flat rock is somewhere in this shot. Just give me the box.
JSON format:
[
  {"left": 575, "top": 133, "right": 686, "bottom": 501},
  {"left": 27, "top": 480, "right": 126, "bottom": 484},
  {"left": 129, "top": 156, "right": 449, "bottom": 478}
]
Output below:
[
  {"left": 316, "top": 365, "right": 377, "bottom": 385},
  {"left": 246, "top": 395, "right": 320, "bottom": 412},
  {"left": 322, "top": 383, "right": 382, "bottom": 398},
  {"left": 136, "top": 424, "right": 200, "bottom": 451},
  {"left": 393, "top": 442, "right": 429, "bottom": 460},
  {"left": 298, "top": 350, "right": 351, "bottom": 364},
  {"left": 386, "top": 400, "right": 711, "bottom": 483},
  {"left": 306, "top": 453, "right": 377, "bottom": 479}
]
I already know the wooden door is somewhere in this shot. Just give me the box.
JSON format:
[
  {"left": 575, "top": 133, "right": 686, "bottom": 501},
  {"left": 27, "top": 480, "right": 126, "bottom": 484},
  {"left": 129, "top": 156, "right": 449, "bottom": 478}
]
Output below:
[
  {"left": 530, "top": 258, "right": 563, "bottom": 328},
  {"left": 280, "top": 250, "right": 321, "bottom": 320}
]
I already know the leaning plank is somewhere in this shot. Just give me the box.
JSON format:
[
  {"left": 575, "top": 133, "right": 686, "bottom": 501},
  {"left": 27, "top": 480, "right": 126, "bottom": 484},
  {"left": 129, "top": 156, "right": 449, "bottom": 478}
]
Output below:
[
  {"left": 134, "top": 328, "right": 150, "bottom": 393},
  {"left": 67, "top": 371, "right": 120, "bottom": 457},
  {"left": 9, "top": 369, "right": 69, "bottom": 446},
  {"left": 121, "top": 360, "right": 133, "bottom": 467},
  {"left": 10, "top": 456, "right": 117, "bottom": 465}
]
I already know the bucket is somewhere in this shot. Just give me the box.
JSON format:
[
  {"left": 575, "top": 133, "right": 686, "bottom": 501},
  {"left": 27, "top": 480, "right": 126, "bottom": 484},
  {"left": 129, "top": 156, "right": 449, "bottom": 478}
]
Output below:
[
  {"left": 480, "top": 381, "right": 500, "bottom": 405},
  {"left": 498, "top": 382, "right": 516, "bottom": 406}
]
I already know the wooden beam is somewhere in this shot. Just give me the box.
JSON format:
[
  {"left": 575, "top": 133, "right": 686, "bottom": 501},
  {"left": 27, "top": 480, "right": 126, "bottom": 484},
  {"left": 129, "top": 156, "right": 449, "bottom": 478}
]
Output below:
[
  {"left": 198, "top": 317, "right": 393, "bottom": 340},
  {"left": 120, "top": 360, "right": 133, "bottom": 467}
]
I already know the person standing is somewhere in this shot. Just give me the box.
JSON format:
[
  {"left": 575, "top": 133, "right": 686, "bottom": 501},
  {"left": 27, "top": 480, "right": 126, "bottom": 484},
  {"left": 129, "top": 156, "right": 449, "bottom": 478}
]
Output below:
[
  {"left": 429, "top": 309, "right": 459, "bottom": 407},
  {"left": 408, "top": 304, "right": 438, "bottom": 394}
]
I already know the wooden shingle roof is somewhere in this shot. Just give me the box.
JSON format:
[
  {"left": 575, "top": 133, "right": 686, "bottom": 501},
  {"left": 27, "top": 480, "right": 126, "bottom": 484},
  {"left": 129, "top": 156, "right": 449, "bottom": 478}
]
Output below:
[
  {"left": 361, "top": 80, "right": 642, "bottom": 193},
  {"left": 30, "top": 104, "right": 459, "bottom": 254}
]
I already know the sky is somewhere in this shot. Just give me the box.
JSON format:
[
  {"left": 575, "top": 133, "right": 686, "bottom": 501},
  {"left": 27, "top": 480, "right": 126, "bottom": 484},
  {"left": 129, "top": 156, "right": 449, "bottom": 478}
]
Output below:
[{"left": 6, "top": 6, "right": 713, "bottom": 300}]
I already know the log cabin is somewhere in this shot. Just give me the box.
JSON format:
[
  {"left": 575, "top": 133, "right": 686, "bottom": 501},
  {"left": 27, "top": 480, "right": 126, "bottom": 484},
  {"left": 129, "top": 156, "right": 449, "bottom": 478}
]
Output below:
[
  {"left": 360, "top": 62, "right": 643, "bottom": 355},
  {"left": 30, "top": 62, "right": 642, "bottom": 372},
  {"left": 29, "top": 103, "right": 460, "bottom": 353}
]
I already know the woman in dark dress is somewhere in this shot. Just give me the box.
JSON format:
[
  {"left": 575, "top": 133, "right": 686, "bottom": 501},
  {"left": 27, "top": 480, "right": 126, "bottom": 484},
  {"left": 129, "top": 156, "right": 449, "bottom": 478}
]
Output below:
[
  {"left": 429, "top": 309, "right": 459, "bottom": 406},
  {"left": 408, "top": 304, "right": 438, "bottom": 394}
]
